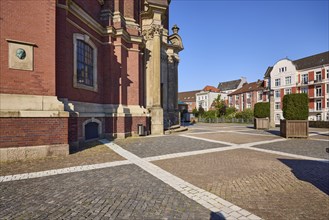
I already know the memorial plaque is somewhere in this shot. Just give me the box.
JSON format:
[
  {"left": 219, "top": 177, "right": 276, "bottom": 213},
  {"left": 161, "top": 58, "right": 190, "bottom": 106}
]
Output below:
[{"left": 8, "top": 41, "right": 34, "bottom": 71}]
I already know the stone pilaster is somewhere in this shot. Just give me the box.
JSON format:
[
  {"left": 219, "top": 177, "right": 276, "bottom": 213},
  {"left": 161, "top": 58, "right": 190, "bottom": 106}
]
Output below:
[{"left": 151, "top": 25, "right": 164, "bottom": 135}]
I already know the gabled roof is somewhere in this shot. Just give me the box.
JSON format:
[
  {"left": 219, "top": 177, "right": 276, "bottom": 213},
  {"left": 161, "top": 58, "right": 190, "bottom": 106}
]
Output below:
[
  {"left": 264, "top": 51, "right": 329, "bottom": 77},
  {"left": 202, "top": 85, "right": 220, "bottom": 93},
  {"left": 217, "top": 79, "right": 242, "bottom": 91},
  {"left": 178, "top": 90, "right": 200, "bottom": 102},
  {"left": 293, "top": 51, "right": 329, "bottom": 70},
  {"left": 229, "top": 80, "right": 264, "bottom": 96},
  {"left": 264, "top": 66, "right": 273, "bottom": 78}
]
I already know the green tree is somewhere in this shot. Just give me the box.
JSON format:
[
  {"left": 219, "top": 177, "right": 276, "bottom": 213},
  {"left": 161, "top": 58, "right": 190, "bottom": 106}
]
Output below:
[
  {"left": 198, "top": 105, "right": 205, "bottom": 117},
  {"left": 192, "top": 108, "right": 199, "bottom": 118},
  {"left": 213, "top": 94, "right": 226, "bottom": 117}
]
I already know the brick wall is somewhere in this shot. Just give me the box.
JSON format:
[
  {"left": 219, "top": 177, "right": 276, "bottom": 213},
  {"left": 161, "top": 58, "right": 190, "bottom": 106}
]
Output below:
[
  {"left": 0, "top": 118, "right": 68, "bottom": 148},
  {"left": 0, "top": 0, "right": 56, "bottom": 96}
]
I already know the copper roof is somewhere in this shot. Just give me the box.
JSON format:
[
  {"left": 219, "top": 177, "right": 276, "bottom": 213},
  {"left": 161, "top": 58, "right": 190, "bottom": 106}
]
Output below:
[{"left": 202, "top": 85, "right": 220, "bottom": 93}]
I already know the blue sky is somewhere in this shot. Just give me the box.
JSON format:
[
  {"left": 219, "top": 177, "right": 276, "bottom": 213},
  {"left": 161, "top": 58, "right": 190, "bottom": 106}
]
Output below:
[{"left": 169, "top": 0, "right": 329, "bottom": 92}]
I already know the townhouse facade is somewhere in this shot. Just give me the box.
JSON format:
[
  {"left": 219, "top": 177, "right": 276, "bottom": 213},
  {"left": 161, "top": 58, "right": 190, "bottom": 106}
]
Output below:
[
  {"left": 178, "top": 90, "right": 200, "bottom": 113},
  {"left": 228, "top": 80, "right": 266, "bottom": 111},
  {"left": 196, "top": 86, "right": 221, "bottom": 111},
  {"left": 264, "top": 51, "right": 329, "bottom": 124}
]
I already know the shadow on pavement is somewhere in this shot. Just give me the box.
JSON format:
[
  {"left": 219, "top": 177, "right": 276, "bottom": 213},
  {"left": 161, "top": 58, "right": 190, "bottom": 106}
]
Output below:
[
  {"left": 278, "top": 158, "right": 329, "bottom": 195},
  {"left": 210, "top": 212, "right": 226, "bottom": 220}
]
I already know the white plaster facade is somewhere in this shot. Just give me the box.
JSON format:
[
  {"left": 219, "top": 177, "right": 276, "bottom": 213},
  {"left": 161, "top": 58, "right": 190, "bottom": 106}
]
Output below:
[
  {"left": 268, "top": 57, "right": 329, "bottom": 124},
  {"left": 196, "top": 91, "right": 220, "bottom": 111}
]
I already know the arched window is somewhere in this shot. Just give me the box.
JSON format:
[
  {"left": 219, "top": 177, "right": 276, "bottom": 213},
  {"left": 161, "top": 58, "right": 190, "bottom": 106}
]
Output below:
[{"left": 73, "top": 33, "right": 98, "bottom": 92}]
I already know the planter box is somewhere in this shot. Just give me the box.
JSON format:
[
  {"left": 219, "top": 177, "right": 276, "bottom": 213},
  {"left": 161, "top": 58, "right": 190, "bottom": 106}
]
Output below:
[
  {"left": 254, "top": 118, "right": 269, "bottom": 130},
  {"left": 280, "top": 120, "right": 309, "bottom": 138}
]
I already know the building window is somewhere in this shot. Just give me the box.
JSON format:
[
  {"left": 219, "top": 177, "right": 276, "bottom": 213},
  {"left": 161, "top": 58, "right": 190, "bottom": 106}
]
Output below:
[
  {"left": 301, "top": 87, "right": 308, "bottom": 94},
  {"left": 316, "top": 86, "right": 322, "bottom": 97},
  {"left": 284, "top": 88, "right": 291, "bottom": 95},
  {"left": 276, "top": 114, "right": 281, "bottom": 121},
  {"left": 73, "top": 33, "right": 98, "bottom": 91},
  {"left": 301, "top": 74, "right": 308, "bottom": 84},
  {"left": 279, "top": 67, "right": 287, "bottom": 73},
  {"left": 315, "top": 71, "right": 322, "bottom": 82},
  {"left": 327, "top": 84, "right": 329, "bottom": 94},
  {"left": 275, "top": 79, "right": 281, "bottom": 86},
  {"left": 285, "top": 76, "right": 291, "bottom": 85},
  {"left": 246, "top": 93, "right": 251, "bottom": 99},
  {"left": 275, "top": 90, "right": 280, "bottom": 98},
  {"left": 275, "top": 102, "right": 280, "bottom": 110},
  {"left": 327, "top": 99, "right": 329, "bottom": 108},
  {"left": 258, "top": 91, "right": 262, "bottom": 101},
  {"left": 327, "top": 69, "right": 329, "bottom": 79},
  {"left": 316, "top": 114, "right": 322, "bottom": 121},
  {"left": 247, "top": 103, "right": 251, "bottom": 108},
  {"left": 316, "top": 100, "right": 322, "bottom": 111},
  {"left": 236, "top": 95, "right": 239, "bottom": 100}
]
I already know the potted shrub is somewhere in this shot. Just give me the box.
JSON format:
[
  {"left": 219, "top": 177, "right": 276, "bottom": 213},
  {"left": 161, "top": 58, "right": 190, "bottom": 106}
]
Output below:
[
  {"left": 280, "top": 93, "right": 309, "bottom": 138},
  {"left": 254, "top": 102, "right": 270, "bottom": 129}
]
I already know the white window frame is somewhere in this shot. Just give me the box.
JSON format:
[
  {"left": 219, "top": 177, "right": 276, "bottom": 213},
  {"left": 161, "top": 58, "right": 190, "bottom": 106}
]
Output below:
[
  {"left": 315, "top": 86, "right": 322, "bottom": 97},
  {"left": 315, "top": 71, "right": 322, "bottom": 81},
  {"left": 275, "top": 102, "right": 280, "bottom": 110},
  {"left": 275, "top": 90, "right": 280, "bottom": 98},
  {"left": 73, "top": 33, "right": 98, "bottom": 92},
  {"left": 301, "top": 74, "right": 308, "bottom": 84},
  {"left": 301, "top": 87, "right": 308, "bottom": 94},
  {"left": 285, "top": 88, "right": 291, "bottom": 95},
  {"left": 316, "top": 100, "right": 322, "bottom": 111},
  {"left": 285, "top": 76, "right": 291, "bottom": 85},
  {"left": 275, "top": 78, "right": 281, "bottom": 87}
]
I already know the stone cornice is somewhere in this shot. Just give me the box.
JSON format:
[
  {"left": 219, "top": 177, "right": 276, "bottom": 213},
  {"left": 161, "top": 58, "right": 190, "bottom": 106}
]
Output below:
[{"left": 56, "top": 1, "right": 143, "bottom": 44}]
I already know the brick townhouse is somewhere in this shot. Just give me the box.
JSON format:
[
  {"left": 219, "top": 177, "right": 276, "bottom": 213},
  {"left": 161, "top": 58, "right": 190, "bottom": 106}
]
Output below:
[
  {"left": 228, "top": 80, "right": 266, "bottom": 111},
  {"left": 263, "top": 51, "right": 329, "bottom": 124},
  {"left": 0, "top": 0, "right": 183, "bottom": 161}
]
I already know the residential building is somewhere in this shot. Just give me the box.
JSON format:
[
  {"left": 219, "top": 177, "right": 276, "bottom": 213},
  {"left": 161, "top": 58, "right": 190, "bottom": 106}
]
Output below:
[
  {"left": 228, "top": 80, "right": 266, "bottom": 111},
  {"left": 178, "top": 90, "right": 200, "bottom": 113},
  {"left": 196, "top": 86, "right": 220, "bottom": 111},
  {"left": 0, "top": 0, "right": 183, "bottom": 161},
  {"left": 264, "top": 51, "right": 329, "bottom": 124},
  {"left": 217, "top": 77, "right": 247, "bottom": 98}
]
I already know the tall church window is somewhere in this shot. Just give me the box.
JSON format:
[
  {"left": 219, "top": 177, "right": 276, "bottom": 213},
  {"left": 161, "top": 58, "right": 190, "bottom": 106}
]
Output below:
[
  {"left": 73, "top": 33, "right": 98, "bottom": 92},
  {"left": 77, "top": 40, "right": 93, "bottom": 86}
]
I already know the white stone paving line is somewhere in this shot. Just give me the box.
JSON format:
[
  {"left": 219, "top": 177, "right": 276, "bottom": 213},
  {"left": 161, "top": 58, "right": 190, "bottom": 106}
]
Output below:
[
  {"left": 180, "top": 134, "right": 236, "bottom": 146},
  {"left": 246, "top": 146, "right": 329, "bottom": 163},
  {"left": 0, "top": 160, "right": 132, "bottom": 183},
  {"left": 185, "top": 129, "right": 252, "bottom": 135},
  {"left": 308, "top": 138, "right": 329, "bottom": 142},
  {"left": 100, "top": 139, "right": 262, "bottom": 220}
]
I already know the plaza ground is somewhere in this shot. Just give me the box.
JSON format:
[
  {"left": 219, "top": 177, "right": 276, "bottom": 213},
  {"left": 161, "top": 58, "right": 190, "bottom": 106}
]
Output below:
[{"left": 0, "top": 123, "right": 328, "bottom": 219}]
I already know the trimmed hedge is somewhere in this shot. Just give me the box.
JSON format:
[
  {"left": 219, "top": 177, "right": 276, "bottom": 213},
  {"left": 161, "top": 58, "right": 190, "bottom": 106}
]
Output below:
[
  {"left": 254, "top": 102, "right": 270, "bottom": 118},
  {"left": 282, "top": 93, "right": 309, "bottom": 120}
]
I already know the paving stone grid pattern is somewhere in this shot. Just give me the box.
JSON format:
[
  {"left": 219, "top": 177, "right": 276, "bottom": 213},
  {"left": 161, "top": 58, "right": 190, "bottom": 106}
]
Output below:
[{"left": 1, "top": 124, "right": 328, "bottom": 219}]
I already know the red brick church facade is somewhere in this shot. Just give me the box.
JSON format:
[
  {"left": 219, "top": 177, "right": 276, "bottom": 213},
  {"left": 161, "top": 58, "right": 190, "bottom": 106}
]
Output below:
[{"left": 0, "top": 0, "right": 183, "bottom": 161}]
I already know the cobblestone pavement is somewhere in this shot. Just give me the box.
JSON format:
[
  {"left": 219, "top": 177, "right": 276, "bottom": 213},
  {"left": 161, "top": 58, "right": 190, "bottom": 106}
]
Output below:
[
  {"left": 1, "top": 124, "right": 328, "bottom": 219},
  {"left": 0, "top": 141, "right": 125, "bottom": 176},
  {"left": 115, "top": 136, "right": 228, "bottom": 158},
  {"left": 0, "top": 165, "right": 214, "bottom": 220},
  {"left": 153, "top": 149, "right": 329, "bottom": 220},
  {"left": 253, "top": 139, "right": 329, "bottom": 159}
]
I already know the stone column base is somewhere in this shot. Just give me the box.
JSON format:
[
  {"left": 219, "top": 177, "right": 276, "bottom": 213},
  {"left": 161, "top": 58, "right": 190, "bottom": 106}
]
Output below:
[{"left": 151, "top": 107, "right": 164, "bottom": 135}]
